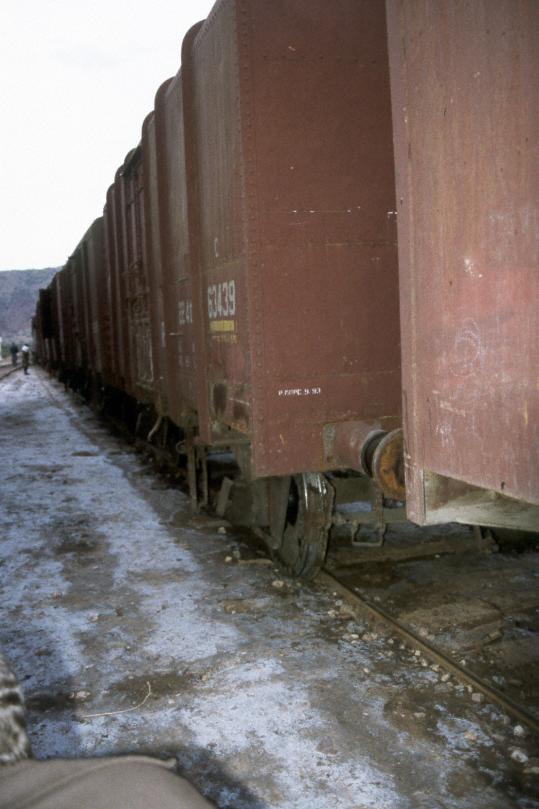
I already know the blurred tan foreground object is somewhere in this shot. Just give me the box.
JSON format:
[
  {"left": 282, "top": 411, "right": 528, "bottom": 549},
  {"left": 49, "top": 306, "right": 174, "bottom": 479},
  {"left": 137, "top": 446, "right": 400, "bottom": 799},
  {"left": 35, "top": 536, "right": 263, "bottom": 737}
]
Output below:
[{"left": 0, "top": 755, "right": 214, "bottom": 809}]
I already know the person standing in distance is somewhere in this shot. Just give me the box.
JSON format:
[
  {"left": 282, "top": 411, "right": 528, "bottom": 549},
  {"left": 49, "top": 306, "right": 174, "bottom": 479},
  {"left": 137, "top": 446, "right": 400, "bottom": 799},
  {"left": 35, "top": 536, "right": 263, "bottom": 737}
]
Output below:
[{"left": 21, "top": 344, "right": 30, "bottom": 375}]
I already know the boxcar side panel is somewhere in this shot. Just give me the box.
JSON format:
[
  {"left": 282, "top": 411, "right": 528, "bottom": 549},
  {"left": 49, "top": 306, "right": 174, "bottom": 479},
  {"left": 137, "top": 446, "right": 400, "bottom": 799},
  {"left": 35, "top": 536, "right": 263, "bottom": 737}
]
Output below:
[
  {"left": 387, "top": 0, "right": 539, "bottom": 521},
  {"left": 184, "top": 0, "right": 401, "bottom": 478},
  {"left": 81, "top": 241, "right": 94, "bottom": 372},
  {"left": 112, "top": 170, "right": 133, "bottom": 392},
  {"left": 157, "top": 72, "right": 198, "bottom": 425},
  {"left": 104, "top": 192, "right": 120, "bottom": 387},
  {"left": 85, "top": 218, "right": 107, "bottom": 377},
  {"left": 245, "top": 0, "right": 402, "bottom": 476},
  {"left": 184, "top": 5, "right": 250, "bottom": 444},
  {"left": 122, "top": 150, "right": 154, "bottom": 402},
  {"left": 45, "top": 278, "right": 60, "bottom": 368},
  {"left": 142, "top": 110, "right": 168, "bottom": 416},
  {"left": 55, "top": 272, "right": 68, "bottom": 368}
]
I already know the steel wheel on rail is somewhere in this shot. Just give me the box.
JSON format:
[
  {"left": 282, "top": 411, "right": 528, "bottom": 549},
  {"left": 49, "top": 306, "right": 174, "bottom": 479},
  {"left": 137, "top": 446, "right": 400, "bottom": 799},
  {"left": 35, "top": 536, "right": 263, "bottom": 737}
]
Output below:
[{"left": 271, "top": 473, "right": 334, "bottom": 580}]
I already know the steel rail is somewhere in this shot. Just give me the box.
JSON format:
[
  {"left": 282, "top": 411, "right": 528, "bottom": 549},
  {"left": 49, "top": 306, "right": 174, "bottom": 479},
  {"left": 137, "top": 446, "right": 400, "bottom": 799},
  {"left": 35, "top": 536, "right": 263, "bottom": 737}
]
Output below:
[{"left": 319, "top": 569, "right": 539, "bottom": 735}]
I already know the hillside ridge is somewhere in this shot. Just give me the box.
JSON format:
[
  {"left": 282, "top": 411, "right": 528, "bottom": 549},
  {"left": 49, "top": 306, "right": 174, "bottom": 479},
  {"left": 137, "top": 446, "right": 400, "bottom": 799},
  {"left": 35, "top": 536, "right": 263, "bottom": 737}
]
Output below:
[{"left": 0, "top": 267, "right": 59, "bottom": 344}]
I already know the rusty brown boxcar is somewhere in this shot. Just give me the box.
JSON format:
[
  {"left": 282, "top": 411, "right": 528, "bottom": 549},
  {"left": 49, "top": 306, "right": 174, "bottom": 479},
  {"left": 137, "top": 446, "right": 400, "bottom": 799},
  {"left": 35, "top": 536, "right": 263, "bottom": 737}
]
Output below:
[
  {"left": 153, "top": 0, "right": 405, "bottom": 573},
  {"left": 42, "top": 275, "right": 61, "bottom": 370},
  {"left": 141, "top": 109, "right": 167, "bottom": 420},
  {"left": 386, "top": 0, "right": 539, "bottom": 530},
  {"left": 104, "top": 182, "right": 126, "bottom": 393},
  {"left": 52, "top": 270, "right": 69, "bottom": 372},
  {"left": 104, "top": 169, "right": 132, "bottom": 396},
  {"left": 33, "top": 287, "right": 57, "bottom": 369},
  {"left": 120, "top": 148, "right": 154, "bottom": 404},
  {"left": 181, "top": 0, "right": 401, "bottom": 479},
  {"left": 32, "top": 291, "right": 45, "bottom": 365},
  {"left": 56, "top": 263, "right": 78, "bottom": 375},
  {"left": 144, "top": 72, "right": 198, "bottom": 429},
  {"left": 68, "top": 218, "right": 109, "bottom": 395}
]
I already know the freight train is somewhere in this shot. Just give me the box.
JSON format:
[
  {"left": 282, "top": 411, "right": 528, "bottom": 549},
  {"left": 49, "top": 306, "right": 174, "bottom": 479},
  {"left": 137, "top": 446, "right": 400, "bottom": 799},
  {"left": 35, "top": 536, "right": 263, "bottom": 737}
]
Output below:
[{"left": 34, "top": 0, "right": 539, "bottom": 577}]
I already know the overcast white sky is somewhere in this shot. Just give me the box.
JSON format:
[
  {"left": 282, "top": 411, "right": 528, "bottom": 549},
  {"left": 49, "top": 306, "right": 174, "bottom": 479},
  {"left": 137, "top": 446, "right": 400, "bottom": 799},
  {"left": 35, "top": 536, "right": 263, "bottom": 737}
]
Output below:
[{"left": 1, "top": 0, "right": 213, "bottom": 271}]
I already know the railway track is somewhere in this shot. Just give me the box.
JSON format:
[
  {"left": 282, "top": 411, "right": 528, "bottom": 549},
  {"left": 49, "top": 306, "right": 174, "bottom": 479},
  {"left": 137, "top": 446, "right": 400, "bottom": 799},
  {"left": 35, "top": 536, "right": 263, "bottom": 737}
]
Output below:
[{"left": 319, "top": 568, "right": 539, "bottom": 735}]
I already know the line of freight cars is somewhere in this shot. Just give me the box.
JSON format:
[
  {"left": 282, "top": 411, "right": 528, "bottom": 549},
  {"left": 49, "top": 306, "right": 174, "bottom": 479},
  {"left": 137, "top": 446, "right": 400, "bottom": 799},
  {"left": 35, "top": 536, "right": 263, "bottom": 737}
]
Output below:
[{"left": 34, "top": 0, "right": 539, "bottom": 577}]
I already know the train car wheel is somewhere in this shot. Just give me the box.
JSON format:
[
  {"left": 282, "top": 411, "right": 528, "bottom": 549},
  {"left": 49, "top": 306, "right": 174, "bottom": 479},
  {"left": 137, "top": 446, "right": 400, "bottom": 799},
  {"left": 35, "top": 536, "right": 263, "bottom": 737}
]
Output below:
[{"left": 271, "top": 473, "right": 334, "bottom": 579}]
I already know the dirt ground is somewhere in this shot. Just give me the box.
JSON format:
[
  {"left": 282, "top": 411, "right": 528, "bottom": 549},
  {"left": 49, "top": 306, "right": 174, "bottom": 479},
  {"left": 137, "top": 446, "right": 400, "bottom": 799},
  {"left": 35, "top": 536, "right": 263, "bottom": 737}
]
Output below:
[{"left": 1, "top": 369, "right": 538, "bottom": 808}]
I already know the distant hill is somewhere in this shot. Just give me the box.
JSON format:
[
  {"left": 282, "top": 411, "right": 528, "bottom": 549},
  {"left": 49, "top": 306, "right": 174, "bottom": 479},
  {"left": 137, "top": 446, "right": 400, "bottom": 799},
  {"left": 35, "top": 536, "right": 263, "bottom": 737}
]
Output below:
[{"left": 0, "top": 268, "right": 59, "bottom": 347}]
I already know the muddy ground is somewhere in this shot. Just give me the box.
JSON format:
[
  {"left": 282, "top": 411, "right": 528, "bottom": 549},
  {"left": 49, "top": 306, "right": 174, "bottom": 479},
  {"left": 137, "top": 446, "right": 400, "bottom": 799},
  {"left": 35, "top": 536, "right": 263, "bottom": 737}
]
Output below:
[{"left": 1, "top": 369, "right": 538, "bottom": 808}]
